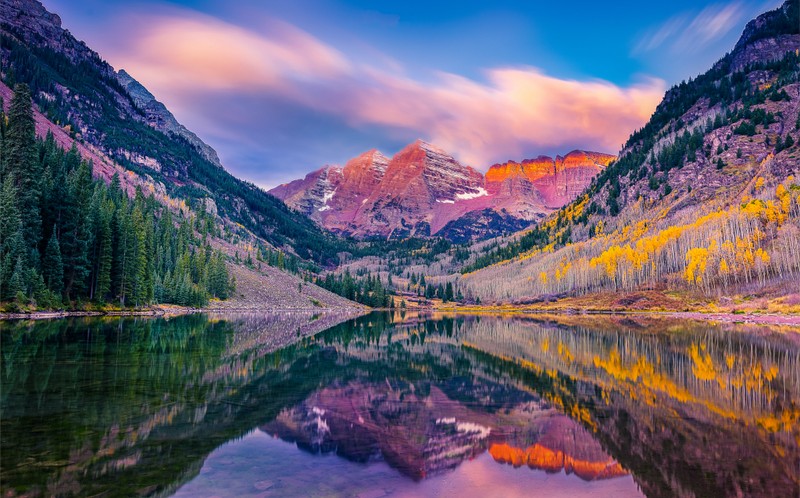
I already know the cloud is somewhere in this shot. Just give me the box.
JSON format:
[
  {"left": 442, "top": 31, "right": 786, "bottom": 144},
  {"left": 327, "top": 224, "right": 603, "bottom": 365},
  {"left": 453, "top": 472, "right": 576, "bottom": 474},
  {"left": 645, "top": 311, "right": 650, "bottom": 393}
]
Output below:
[
  {"left": 111, "top": 10, "right": 665, "bottom": 175},
  {"left": 117, "top": 12, "right": 351, "bottom": 92},
  {"left": 634, "top": 2, "right": 750, "bottom": 55},
  {"left": 323, "top": 68, "right": 664, "bottom": 166},
  {"left": 675, "top": 3, "right": 746, "bottom": 50},
  {"left": 632, "top": 0, "right": 780, "bottom": 55}
]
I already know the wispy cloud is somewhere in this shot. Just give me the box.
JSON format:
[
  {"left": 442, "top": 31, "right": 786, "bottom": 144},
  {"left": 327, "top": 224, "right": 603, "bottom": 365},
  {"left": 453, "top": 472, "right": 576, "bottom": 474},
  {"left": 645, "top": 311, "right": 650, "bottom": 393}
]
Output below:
[
  {"left": 111, "top": 10, "right": 665, "bottom": 173},
  {"left": 634, "top": 2, "right": 747, "bottom": 55},
  {"left": 123, "top": 13, "right": 351, "bottom": 92}
]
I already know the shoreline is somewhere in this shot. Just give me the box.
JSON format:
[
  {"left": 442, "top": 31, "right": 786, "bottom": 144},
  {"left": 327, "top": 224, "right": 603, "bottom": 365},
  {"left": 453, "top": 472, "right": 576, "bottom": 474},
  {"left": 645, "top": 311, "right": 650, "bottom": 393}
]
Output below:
[
  {"left": 0, "top": 305, "right": 367, "bottom": 321},
  {"left": 3, "top": 305, "right": 799, "bottom": 328}
]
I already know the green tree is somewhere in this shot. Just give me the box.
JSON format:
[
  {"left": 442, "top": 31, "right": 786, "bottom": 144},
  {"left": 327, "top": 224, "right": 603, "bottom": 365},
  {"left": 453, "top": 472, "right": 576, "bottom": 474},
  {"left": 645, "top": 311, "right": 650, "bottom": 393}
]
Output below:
[
  {"left": 61, "top": 160, "right": 92, "bottom": 299},
  {"left": 4, "top": 84, "right": 41, "bottom": 260},
  {"left": 42, "top": 227, "right": 64, "bottom": 294},
  {"left": 0, "top": 175, "right": 25, "bottom": 300}
]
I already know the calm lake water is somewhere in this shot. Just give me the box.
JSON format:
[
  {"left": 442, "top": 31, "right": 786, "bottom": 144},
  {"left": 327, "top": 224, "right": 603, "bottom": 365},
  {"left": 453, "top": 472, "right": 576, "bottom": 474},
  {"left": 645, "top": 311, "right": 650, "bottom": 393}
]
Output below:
[{"left": 1, "top": 313, "right": 798, "bottom": 497}]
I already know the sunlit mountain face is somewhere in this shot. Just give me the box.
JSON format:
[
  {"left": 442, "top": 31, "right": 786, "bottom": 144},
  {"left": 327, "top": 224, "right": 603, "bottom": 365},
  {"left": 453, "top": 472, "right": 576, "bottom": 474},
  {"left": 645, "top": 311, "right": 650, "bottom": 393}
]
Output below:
[{"left": 1, "top": 313, "right": 797, "bottom": 497}]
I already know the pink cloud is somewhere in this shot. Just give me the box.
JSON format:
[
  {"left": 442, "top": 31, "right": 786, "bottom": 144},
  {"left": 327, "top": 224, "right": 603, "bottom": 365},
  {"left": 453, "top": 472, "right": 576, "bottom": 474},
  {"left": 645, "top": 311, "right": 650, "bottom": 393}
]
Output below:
[
  {"left": 111, "top": 11, "right": 666, "bottom": 169},
  {"left": 115, "top": 12, "right": 350, "bottom": 93}
]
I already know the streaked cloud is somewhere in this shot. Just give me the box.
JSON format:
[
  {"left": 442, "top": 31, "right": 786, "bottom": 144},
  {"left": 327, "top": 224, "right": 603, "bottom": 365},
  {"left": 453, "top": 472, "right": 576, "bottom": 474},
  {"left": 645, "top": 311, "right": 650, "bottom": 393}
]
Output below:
[
  {"left": 121, "top": 12, "right": 351, "bottom": 92},
  {"left": 634, "top": 2, "right": 747, "bottom": 55},
  {"left": 111, "top": 10, "right": 665, "bottom": 181}
]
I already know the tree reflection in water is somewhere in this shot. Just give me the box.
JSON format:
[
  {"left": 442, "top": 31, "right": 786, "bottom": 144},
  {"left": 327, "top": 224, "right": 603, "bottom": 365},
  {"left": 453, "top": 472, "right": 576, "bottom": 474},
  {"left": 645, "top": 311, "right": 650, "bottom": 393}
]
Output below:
[{"left": 1, "top": 312, "right": 797, "bottom": 497}]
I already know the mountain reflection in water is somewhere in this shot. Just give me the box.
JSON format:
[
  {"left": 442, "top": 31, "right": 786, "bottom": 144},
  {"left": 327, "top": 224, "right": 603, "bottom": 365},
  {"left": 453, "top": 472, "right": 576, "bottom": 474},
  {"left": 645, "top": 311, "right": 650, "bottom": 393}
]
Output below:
[{"left": 1, "top": 312, "right": 798, "bottom": 497}]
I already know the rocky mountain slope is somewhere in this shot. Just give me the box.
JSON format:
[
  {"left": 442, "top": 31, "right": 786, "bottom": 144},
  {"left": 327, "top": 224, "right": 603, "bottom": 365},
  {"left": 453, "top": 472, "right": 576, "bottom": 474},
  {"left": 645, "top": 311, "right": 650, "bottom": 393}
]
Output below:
[
  {"left": 459, "top": 0, "right": 800, "bottom": 303},
  {"left": 484, "top": 150, "right": 615, "bottom": 218},
  {"left": 116, "top": 69, "right": 223, "bottom": 169},
  {"left": 0, "top": 0, "right": 347, "bottom": 266},
  {"left": 0, "top": 0, "right": 370, "bottom": 311},
  {"left": 271, "top": 140, "right": 613, "bottom": 241}
]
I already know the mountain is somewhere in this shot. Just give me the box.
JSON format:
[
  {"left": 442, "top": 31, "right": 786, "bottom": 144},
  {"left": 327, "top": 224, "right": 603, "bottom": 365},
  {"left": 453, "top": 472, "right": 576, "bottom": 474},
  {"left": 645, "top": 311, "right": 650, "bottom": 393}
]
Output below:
[
  {"left": 270, "top": 140, "right": 613, "bottom": 240},
  {"left": 458, "top": 0, "right": 800, "bottom": 303},
  {"left": 116, "top": 69, "right": 223, "bottom": 169},
  {"left": 485, "top": 151, "right": 615, "bottom": 217},
  {"left": 0, "top": 0, "right": 347, "bottom": 266}
]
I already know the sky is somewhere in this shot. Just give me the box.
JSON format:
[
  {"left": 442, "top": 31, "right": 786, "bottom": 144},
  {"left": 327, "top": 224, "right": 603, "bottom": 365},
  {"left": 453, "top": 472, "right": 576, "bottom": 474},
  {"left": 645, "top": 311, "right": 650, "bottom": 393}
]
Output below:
[{"left": 42, "top": 0, "right": 783, "bottom": 189}]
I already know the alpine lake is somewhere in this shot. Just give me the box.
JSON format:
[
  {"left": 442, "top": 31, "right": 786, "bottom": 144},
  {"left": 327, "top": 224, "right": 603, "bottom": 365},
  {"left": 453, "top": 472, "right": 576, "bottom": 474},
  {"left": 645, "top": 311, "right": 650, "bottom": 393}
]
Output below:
[{"left": 1, "top": 312, "right": 798, "bottom": 497}]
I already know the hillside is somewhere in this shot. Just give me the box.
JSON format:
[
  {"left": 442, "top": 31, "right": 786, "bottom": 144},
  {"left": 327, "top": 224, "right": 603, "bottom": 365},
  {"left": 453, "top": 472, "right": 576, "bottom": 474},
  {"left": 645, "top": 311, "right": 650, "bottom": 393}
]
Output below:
[
  {"left": 0, "top": 0, "right": 348, "bottom": 266},
  {"left": 0, "top": 0, "right": 369, "bottom": 312},
  {"left": 270, "top": 140, "right": 613, "bottom": 241},
  {"left": 458, "top": 0, "right": 800, "bottom": 303}
]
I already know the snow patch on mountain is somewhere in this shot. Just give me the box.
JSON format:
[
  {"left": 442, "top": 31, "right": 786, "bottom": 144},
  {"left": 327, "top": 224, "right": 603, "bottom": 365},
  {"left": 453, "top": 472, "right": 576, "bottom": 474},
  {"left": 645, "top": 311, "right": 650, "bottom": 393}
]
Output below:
[{"left": 455, "top": 187, "right": 488, "bottom": 201}]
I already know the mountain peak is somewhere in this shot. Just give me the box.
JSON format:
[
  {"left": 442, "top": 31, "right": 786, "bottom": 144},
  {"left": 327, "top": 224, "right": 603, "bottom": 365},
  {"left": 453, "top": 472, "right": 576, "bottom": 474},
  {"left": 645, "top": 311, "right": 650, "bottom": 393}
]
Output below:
[
  {"left": 729, "top": 0, "right": 800, "bottom": 70},
  {"left": 735, "top": 0, "right": 798, "bottom": 51},
  {"left": 402, "top": 139, "right": 448, "bottom": 157},
  {"left": 344, "top": 149, "right": 389, "bottom": 177},
  {"left": 271, "top": 141, "right": 610, "bottom": 239}
]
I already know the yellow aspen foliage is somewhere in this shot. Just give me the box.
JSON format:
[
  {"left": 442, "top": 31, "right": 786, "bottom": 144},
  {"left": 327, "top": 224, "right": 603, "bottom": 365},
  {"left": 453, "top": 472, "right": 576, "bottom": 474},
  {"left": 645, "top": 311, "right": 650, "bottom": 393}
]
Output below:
[
  {"left": 595, "top": 220, "right": 604, "bottom": 236},
  {"left": 689, "top": 344, "right": 716, "bottom": 381},
  {"left": 685, "top": 247, "right": 709, "bottom": 285},
  {"left": 755, "top": 177, "right": 765, "bottom": 190},
  {"left": 468, "top": 169, "right": 800, "bottom": 301},
  {"left": 755, "top": 248, "right": 770, "bottom": 264}
]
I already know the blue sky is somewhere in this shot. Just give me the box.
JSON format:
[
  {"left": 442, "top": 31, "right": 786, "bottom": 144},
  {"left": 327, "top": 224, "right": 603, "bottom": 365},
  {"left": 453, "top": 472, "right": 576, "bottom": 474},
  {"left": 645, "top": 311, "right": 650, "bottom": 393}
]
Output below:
[{"left": 43, "top": 0, "right": 782, "bottom": 188}]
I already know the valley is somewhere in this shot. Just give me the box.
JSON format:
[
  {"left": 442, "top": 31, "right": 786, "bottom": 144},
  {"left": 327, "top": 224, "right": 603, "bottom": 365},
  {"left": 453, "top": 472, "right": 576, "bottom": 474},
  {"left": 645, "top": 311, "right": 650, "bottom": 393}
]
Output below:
[
  {"left": 0, "top": 0, "right": 798, "bottom": 319},
  {"left": 1, "top": 2, "right": 799, "bottom": 497}
]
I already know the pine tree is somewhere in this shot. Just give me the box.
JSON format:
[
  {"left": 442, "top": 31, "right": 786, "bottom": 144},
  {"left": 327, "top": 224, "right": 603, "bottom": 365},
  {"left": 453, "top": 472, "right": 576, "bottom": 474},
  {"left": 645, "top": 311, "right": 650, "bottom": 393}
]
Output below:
[
  {"left": 130, "top": 201, "right": 149, "bottom": 307},
  {"left": 8, "top": 256, "right": 26, "bottom": 299},
  {"left": 42, "top": 227, "right": 63, "bottom": 294},
  {"left": 445, "top": 282, "right": 454, "bottom": 302},
  {"left": 0, "top": 175, "right": 24, "bottom": 300},
  {"left": 4, "top": 84, "right": 41, "bottom": 260},
  {"left": 88, "top": 189, "right": 113, "bottom": 301},
  {"left": 61, "top": 160, "right": 92, "bottom": 299}
]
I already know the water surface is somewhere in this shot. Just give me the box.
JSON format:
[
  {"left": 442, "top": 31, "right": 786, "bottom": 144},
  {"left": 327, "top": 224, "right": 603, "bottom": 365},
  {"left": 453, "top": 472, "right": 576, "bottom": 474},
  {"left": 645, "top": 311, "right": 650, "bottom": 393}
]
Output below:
[{"left": 1, "top": 312, "right": 798, "bottom": 497}]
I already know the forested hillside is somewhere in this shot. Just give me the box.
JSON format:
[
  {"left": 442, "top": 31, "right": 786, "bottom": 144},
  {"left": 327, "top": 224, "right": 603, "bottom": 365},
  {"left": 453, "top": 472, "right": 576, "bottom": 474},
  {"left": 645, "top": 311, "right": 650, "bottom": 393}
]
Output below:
[
  {"left": 459, "top": 0, "right": 800, "bottom": 303},
  {"left": 0, "top": 0, "right": 349, "bottom": 266},
  {"left": 0, "top": 84, "right": 232, "bottom": 310}
]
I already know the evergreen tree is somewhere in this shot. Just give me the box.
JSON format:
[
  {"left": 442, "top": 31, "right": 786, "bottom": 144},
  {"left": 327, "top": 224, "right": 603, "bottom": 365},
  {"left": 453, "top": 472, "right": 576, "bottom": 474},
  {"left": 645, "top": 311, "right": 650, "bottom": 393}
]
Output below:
[
  {"left": 0, "top": 175, "right": 24, "bottom": 300},
  {"left": 42, "top": 227, "right": 63, "bottom": 294},
  {"left": 4, "top": 84, "right": 41, "bottom": 260},
  {"left": 61, "top": 160, "right": 92, "bottom": 299},
  {"left": 8, "top": 256, "right": 26, "bottom": 300}
]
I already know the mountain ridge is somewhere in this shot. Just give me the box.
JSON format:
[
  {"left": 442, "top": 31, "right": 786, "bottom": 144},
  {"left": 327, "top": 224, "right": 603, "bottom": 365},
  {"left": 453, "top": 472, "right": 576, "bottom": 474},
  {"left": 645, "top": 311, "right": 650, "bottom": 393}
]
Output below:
[{"left": 270, "top": 140, "right": 614, "bottom": 241}]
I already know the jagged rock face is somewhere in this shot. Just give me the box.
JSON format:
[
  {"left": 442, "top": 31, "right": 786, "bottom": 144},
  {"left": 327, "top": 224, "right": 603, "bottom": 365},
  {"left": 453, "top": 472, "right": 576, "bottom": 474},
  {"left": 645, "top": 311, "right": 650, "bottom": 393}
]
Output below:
[
  {"left": 731, "top": 0, "right": 800, "bottom": 71},
  {"left": 0, "top": 0, "right": 226, "bottom": 177},
  {"left": 486, "top": 150, "right": 615, "bottom": 214},
  {"left": 321, "top": 150, "right": 389, "bottom": 231},
  {"left": 271, "top": 142, "right": 613, "bottom": 240},
  {"left": 269, "top": 166, "right": 343, "bottom": 217},
  {"left": 352, "top": 140, "right": 488, "bottom": 238},
  {"left": 116, "top": 70, "right": 223, "bottom": 168},
  {"left": 0, "top": 0, "right": 88, "bottom": 63}
]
